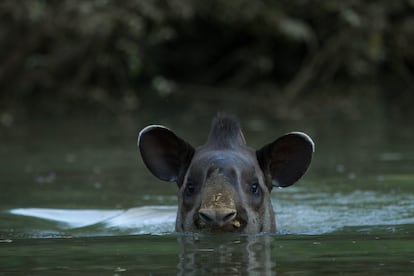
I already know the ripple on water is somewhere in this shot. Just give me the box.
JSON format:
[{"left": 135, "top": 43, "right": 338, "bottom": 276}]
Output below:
[
  {"left": 7, "top": 190, "right": 414, "bottom": 236},
  {"left": 274, "top": 189, "right": 414, "bottom": 234}
]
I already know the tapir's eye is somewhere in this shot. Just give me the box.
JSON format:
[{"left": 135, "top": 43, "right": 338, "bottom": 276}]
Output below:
[
  {"left": 250, "top": 182, "right": 260, "bottom": 195},
  {"left": 185, "top": 182, "right": 195, "bottom": 196}
]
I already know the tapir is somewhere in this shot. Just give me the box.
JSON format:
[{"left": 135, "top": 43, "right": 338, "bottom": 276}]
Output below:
[{"left": 138, "top": 114, "right": 314, "bottom": 233}]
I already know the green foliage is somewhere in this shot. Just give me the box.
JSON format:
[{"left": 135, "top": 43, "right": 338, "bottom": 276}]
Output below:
[{"left": 0, "top": 0, "right": 413, "bottom": 110}]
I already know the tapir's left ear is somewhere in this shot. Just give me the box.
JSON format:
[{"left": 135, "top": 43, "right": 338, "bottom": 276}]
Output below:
[
  {"left": 257, "top": 132, "right": 314, "bottom": 189},
  {"left": 138, "top": 125, "right": 194, "bottom": 184}
]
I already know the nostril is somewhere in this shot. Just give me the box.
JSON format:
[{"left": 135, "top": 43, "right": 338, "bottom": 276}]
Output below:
[
  {"left": 199, "top": 212, "right": 213, "bottom": 223},
  {"left": 223, "top": 211, "right": 237, "bottom": 222},
  {"left": 199, "top": 209, "right": 215, "bottom": 224},
  {"left": 199, "top": 208, "right": 237, "bottom": 226}
]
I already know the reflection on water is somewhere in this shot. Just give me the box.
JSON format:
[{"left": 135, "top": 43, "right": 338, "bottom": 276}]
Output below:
[
  {"left": 177, "top": 235, "right": 274, "bottom": 275},
  {"left": 1, "top": 231, "right": 413, "bottom": 274},
  {"left": 8, "top": 206, "right": 176, "bottom": 233},
  {"left": 0, "top": 234, "right": 277, "bottom": 275}
]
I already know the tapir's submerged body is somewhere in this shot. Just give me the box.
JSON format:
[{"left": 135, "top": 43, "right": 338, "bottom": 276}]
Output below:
[{"left": 138, "top": 114, "right": 314, "bottom": 233}]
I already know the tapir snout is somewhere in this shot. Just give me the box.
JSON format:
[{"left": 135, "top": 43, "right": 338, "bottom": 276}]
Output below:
[
  {"left": 138, "top": 114, "right": 314, "bottom": 233},
  {"left": 196, "top": 169, "right": 241, "bottom": 230}
]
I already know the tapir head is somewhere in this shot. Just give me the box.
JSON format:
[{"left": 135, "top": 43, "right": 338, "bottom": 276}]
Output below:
[{"left": 138, "top": 114, "right": 314, "bottom": 233}]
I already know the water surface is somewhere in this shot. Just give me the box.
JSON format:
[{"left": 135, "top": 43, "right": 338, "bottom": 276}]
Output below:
[{"left": 1, "top": 110, "right": 413, "bottom": 274}]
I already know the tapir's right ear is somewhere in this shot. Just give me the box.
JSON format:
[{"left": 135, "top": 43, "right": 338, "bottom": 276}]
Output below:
[{"left": 138, "top": 125, "right": 194, "bottom": 183}]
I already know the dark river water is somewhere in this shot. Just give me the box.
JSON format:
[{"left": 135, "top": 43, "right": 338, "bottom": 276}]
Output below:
[{"left": 1, "top": 100, "right": 413, "bottom": 274}]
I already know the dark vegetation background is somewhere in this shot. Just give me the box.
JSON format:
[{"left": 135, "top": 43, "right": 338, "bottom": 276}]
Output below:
[{"left": 1, "top": 0, "right": 413, "bottom": 122}]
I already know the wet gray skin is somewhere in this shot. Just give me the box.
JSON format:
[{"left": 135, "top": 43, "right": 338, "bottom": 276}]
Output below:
[{"left": 138, "top": 114, "right": 314, "bottom": 233}]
